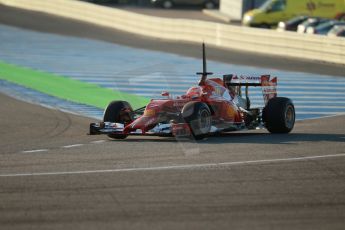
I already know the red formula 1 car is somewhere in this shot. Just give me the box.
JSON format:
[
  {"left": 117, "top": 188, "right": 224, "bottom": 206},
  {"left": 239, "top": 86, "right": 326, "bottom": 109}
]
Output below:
[{"left": 89, "top": 44, "right": 295, "bottom": 140}]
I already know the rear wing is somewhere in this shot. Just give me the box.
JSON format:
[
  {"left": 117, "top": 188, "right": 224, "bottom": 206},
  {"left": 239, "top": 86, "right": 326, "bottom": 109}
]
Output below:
[{"left": 223, "top": 74, "right": 277, "bottom": 105}]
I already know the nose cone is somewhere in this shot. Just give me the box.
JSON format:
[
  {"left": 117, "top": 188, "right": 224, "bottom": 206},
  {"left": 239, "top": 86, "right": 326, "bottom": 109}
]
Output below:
[
  {"left": 125, "top": 115, "right": 158, "bottom": 133},
  {"left": 124, "top": 100, "right": 171, "bottom": 133}
]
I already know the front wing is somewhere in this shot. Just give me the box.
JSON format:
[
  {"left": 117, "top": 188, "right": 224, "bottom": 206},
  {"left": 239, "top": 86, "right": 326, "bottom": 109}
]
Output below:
[
  {"left": 89, "top": 122, "right": 177, "bottom": 137},
  {"left": 89, "top": 120, "right": 255, "bottom": 138}
]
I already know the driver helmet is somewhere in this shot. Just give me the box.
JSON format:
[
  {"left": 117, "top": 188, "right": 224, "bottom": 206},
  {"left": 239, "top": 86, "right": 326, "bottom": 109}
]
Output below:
[{"left": 186, "top": 86, "right": 202, "bottom": 98}]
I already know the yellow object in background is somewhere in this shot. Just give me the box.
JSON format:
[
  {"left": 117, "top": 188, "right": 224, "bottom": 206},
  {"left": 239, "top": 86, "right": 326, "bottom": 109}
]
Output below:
[{"left": 242, "top": 0, "right": 345, "bottom": 28}]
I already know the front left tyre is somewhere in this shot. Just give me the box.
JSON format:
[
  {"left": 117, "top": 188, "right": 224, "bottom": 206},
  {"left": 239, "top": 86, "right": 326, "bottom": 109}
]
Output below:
[{"left": 182, "top": 101, "right": 212, "bottom": 140}]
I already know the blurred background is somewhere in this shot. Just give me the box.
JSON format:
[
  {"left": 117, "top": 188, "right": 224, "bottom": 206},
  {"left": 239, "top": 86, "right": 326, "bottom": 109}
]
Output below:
[{"left": 83, "top": 0, "right": 345, "bottom": 37}]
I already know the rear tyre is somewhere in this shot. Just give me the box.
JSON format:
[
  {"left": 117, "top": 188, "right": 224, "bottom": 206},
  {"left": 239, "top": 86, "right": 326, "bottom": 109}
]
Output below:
[
  {"left": 103, "top": 101, "right": 133, "bottom": 139},
  {"left": 263, "top": 97, "right": 295, "bottom": 133},
  {"left": 182, "top": 102, "right": 211, "bottom": 140}
]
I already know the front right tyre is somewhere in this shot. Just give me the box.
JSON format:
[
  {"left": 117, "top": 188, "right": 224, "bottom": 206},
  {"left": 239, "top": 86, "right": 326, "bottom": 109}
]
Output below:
[{"left": 103, "top": 100, "right": 133, "bottom": 139}]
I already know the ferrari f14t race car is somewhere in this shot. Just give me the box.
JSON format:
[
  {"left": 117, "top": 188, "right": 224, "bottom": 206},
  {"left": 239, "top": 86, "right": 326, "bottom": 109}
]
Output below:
[{"left": 89, "top": 44, "right": 295, "bottom": 140}]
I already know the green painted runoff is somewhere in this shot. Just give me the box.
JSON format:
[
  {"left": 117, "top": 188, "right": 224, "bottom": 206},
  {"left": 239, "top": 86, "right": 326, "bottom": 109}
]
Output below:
[{"left": 0, "top": 61, "right": 150, "bottom": 109}]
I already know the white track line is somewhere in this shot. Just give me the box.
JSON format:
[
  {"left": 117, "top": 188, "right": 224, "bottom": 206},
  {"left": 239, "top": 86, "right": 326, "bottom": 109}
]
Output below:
[
  {"left": 19, "top": 141, "right": 105, "bottom": 155},
  {"left": 21, "top": 149, "right": 49, "bottom": 153},
  {"left": 1, "top": 153, "right": 345, "bottom": 178},
  {"left": 62, "top": 144, "right": 84, "bottom": 149},
  {"left": 90, "top": 140, "right": 106, "bottom": 144}
]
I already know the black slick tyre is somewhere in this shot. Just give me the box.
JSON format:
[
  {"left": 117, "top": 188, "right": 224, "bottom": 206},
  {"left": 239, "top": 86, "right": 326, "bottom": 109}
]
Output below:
[
  {"left": 263, "top": 97, "right": 295, "bottom": 133},
  {"left": 182, "top": 101, "right": 212, "bottom": 140},
  {"left": 103, "top": 101, "right": 133, "bottom": 139}
]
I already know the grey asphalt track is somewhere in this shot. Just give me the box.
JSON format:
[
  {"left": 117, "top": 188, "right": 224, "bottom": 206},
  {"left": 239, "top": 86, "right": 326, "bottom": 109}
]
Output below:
[
  {"left": 1, "top": 92, "right": 345, "bottom": 230},
  {"left": 0, "top": 4, "right": 345, "bottom": 230}
]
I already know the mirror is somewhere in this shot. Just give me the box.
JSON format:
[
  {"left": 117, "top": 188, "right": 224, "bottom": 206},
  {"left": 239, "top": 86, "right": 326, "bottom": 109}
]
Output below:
[{"left": 161, "top": 91, "right": 170, "bottom": 97}]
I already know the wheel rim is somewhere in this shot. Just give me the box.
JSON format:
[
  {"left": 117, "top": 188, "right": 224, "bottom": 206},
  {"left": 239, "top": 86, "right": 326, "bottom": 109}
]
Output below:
[
  {"left": 198, "top": 109, "right": 211, "bottom": 133},
  {"left": 285, "top": 105, "right": 295, "bottom": 129}
]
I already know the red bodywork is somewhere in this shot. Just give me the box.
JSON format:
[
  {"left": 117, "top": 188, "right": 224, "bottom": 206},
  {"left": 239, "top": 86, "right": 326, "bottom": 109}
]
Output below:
[
  {"left": 89, "top": 43, "right": 282, "bottom": 138},
  {"left": 89, "top": 74, "right": 278, "bottom": 137},
  {"left": 122, "top": 77, "right": 259, "bottom": 135}
]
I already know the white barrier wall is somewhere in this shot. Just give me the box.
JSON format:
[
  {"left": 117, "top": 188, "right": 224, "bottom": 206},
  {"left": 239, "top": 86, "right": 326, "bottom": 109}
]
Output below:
[
  {"left": 219, "top": 0, "right": 243, "bottom": 21},
  {"left": 1, "top": 0, "right": 345, "bottom": 65}
]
